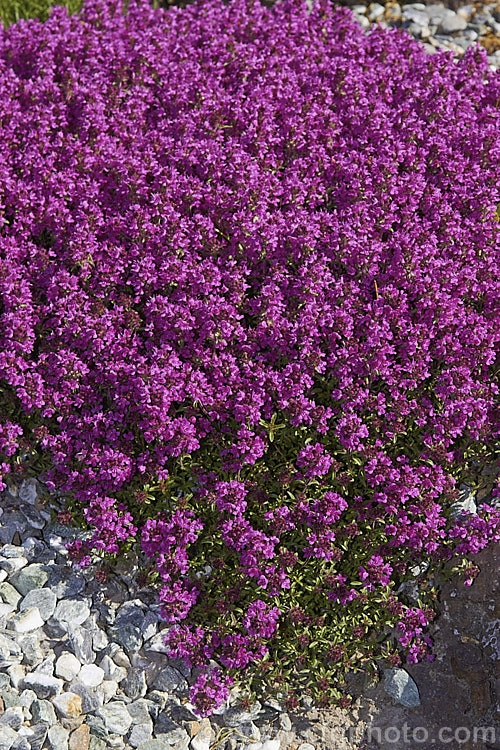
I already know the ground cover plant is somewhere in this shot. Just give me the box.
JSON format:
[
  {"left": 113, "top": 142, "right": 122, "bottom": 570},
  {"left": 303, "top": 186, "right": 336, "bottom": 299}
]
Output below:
[{"left": 1, "top": 0, "right": 500, "bottom": 717}]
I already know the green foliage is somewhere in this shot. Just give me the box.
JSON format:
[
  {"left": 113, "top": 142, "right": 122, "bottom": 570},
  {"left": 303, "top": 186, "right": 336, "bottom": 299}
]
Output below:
[{"left": 0, "top": 0, "right": 83, "bottom": 27}]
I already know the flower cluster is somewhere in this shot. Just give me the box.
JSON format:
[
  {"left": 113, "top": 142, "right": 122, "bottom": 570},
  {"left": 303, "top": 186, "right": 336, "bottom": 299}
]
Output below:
[{"left": 1, "top": 0, "right": 499, "bottom": 717}]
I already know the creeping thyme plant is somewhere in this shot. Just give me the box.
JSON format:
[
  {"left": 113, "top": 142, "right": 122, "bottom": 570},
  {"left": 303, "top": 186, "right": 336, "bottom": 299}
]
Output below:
[{"left": 1, "top": 0, "right": 500, "bottom": 717}]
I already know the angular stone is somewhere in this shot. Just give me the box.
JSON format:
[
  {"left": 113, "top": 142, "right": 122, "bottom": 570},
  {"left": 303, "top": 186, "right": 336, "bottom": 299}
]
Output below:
[
  {"left": 6, "top": 675, "right": 26, "bottom": 701},
  {"left": 114, "top": 602, "right": 145, "bottom": 630},
  {"left": 0, "top": 557, "right": 28, "bottom": 575},
  {"left": 440, "top": 11, "right": 468, "bottom": 32},
  {"left": 77, "top": 665, "right": 104, "bottom": 689},
  {"left": 68, "top": 684, "right": 102, "bottom": 714},
  {"left": 51, "top": 600, "right": 91, "bottom": 629},
  {"left": 51, "top": 693, "right": 82, "bottom": 720},
  {"left": 126, "top": 699, "right": 152, "bottom": 725},
  {"left": 0, "top": 725, "right": 17, "bottom": 750},
  {"left": 0, "top": 603, "right": 15, "bottom": 622},
  {"left": 68, "top": 725, "right": 90, "bottom": 750},
  {"left": 22, "top": 673, "right": 63, "bottom": 699},
  {"left": 84, "top": 716, "right": 107, "bottom": 741},
  {"left": 97, "top": 680, "right": 117, "bottom": 703},
  {"left": 18, "top": 479, "right": 39, "bottom": 504},
  {"left": 0, "top": 707, "right": 23, "bottom": 731},
  {"left": 0, "top": 688, "right": 21, "bottom": 710},
  {"left": 0, "top": 584, "right": 22, "bottom": 608},
  {"left": 11, "top": 565, "right": 50, "bottom": 598},
  {"left": 67, "top": 626, "right": 94, "bottom": 665},
  {"left": 91, "top": 629, "right": 108, "bottom": 653},
  {"left": 109, "top": 624, "right": 143, "bottom": 653},
  {"left": 19, "top": 505, "right": 45, "bottom": 530},
  {"left": 19, "top": 589, "right": 56, "bottom": 622},
  {"left": 155, "top": 727, "right": 189, "bottom": 749},
  {"left": 31, "top": 699, "right": 57, "bottom": 726},
  {"left": 98, "top": 656, "right": 126, "bottom": 683},
  {"left": 18, "top": 690, "right": 36, "bottom": 710},
  {"left": 18, "top": 634, "right": 43, "bottom": 666},
  {"left": 153, "top": 667, "right": 185, "bottom": 693},
  {"left": 189, "top": 718, "right": 213, "bottom": 750},
  {"left": 137, "top": 742, "right": 172, "bottom": 750},
  {"left": 48, "top": 725, "right": 69, "bottom": 750},
  {"left": 55, "top": 653, "right": 81, "bottom": 682},
  {"left": 128, "top": 725, "right": 153, "bottom": 749},
  {"left": 49, "top": 570, "right": 85, "bottom": 599},
  {"left": 383, "top": 668, "right": 421, "bottom": 707},
  {"left": 88, "top": 739, "right": 105, "bottom": 750},
  {"left": 122, "top": 668, "right": 147, "bottom": 700},
  {"left": 8, "top": 607, "right": 44, "bottom": 634},
  {"left": 223, "top": 702, "right": 262, "bottom": 727},
  {"left": 0, "top": 545, "right": 26, "bottom": 559},
  {"left": 97, "top": 704, "right": 132, "bottom": 735},
  {"left": 26, "top": 724, "right": 48, "bottom": 750},
  {"left": 11, "top": 737, "right": 30, "bottom": 750}
]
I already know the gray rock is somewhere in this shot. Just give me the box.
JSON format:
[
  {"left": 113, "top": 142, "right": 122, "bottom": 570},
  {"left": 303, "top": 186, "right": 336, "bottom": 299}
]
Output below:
[
  {"left": 11, "top": 565, "right": 50, "bottom": 597},
  {"left": 18, "top": 634, "right": 43, "bottom": 666},
  {"left": 0, "top": 688, "right": 21, "bottom": 710},
  {"left": 30, "top": 699, "right": 57, "bottom": 726},
  {"left": 0, "top": 634, "right": 21, "bottom": 664},
  {"left": 0, "top": 708, "right": 23, "bottom": 731},
  {"left": 55, "top": 652, "right": 81, "bottom": 682},
  {"left": 19, "top": 589, "right": 57, "bottom": 622},
  {"left": 367, "top": 3, "right": 384, "bottom": 21},
  {"left": 51, "top": 599, "right": 91, "bottom": 629},
  {"left": 21, "top": 673, "right": 63, "bottom": 699},
  {"left": 109, "top": 624, "right": 143, "bottom": 654},
  {"left": 51, "top": 692, "right": 83, "bottom": 719},
  {"left": 152, "top": 667, "right": 185, "bottom": 694},
  {"left": 0, "top": 545, "right": 26, "bottom": 559},
  {"left": 47, "top": 725, "right": 69, "bottom": 750},
  {"left": 126, "top": 700, "right": 152, "bottom": 725},
  {"left": 98, "top": 656, "right": 126, "bottom": 683},
  {"left": 122, "top": 668, "right": 147, "bottom": 700},
  {"left": 88, "top": 739, "right": 105, "bottom": 750},
  {"left": 91, "top": 628, "right": 108, "bottom": 653},
  {"left": 0, "top": 557, "right": 28, "bottom": 575},
  {"left": 114, "top": 602, "right": 146, "bottom": 629},
  {"left": 18, "top": 690, "right": 36, "bottom": 711},
  {"left": 155, "top": 727, "right": 189, "bottom": 750},
  {"left": 402, "top": 7, "right": 429, "bottom": 25},
  {"left": 440, "top": 11, "right": 468, "bottom": 33},
  {"left": 11, "top": 737, "right": 30, "bottom": 750},
  {"left": 450, "top": 484, "right": 477, "bottom": 520},
  {"left": 69, "top": 683, "right": 102, "bottom": 713},
  {"left": 26, "top": 724, "right": 48, "bottom": 750},
  {"left": 78, "top": 664, "right": 104, "bottom": 689},
  {"left": 97, "top": 704, "right": 132, "bottom": 735},
  {"left": 19, "top": 505, "right": 45, "bottom": 531},
  {"left": 7, "top": 607, "right": 44, "bottom": 634},
  {"left": 0, "top": 583, "right": 22, "bottom": 608},
  {"left": 18, "top": 479, "right": 39, "bottom": 505},
  {"left": 21, "top": 538, "right": 53, "bottom": 564},
  {"left": 49, "top": 569, "right": 85, "bottom": 599},
  {"left": 383, "top": 668, "right": 421, "bottom": 707},
  {"left": 85, "top": 716, "right": 108, "bottom": 741},
  {"left": 223, "top": 702, "right": 262, "bottom": 727},
  {"left": 128, "top": 725, "right": 153, "bottom": 749},
  {"left": 67, "top": 625, "right": 94, "bottom": 665},
  {"left": 137, "top": 742, "right": 172, "bottom": 750},
  {"left": 0, "top": 725, "right": 17, "bottom": 750}
]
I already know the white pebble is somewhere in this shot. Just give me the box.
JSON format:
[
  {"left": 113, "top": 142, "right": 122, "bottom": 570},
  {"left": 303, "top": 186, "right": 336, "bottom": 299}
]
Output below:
[
  {"left": 10, "top": 607, "right": 44, "bottom": 633},
  {"left": 78, "top": 663, "right": 104, "bottom": 688},
  {"left": 55, "top": 652, "right": 81, "bottom": 682}
]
